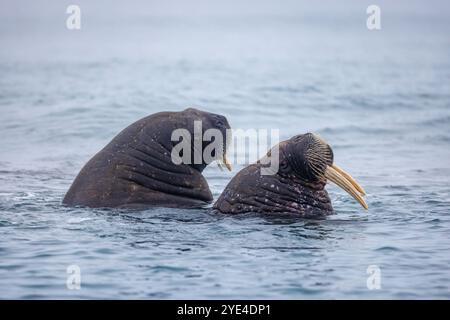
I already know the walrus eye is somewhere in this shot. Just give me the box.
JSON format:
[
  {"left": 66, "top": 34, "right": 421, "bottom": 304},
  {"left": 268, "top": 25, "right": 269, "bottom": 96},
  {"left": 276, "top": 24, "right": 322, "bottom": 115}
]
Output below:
[{"left": 279, "top": 160, "right": 290, "bottom": 173}]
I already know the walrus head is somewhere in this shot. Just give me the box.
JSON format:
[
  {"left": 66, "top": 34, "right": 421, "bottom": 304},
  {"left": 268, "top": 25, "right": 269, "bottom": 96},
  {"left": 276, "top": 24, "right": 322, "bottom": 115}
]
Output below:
[
  {"left": 213, "top": 133, "right": 367, "bottom": 217},
  {"left": 172, "top": 107, "right": 232, "bottom": 172}
]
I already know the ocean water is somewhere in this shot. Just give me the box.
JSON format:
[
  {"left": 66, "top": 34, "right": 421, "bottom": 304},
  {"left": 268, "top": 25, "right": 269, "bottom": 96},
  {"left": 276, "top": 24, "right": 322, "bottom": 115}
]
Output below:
[{"left": 1, "top": 0, "right": 450, "bottom": 299}]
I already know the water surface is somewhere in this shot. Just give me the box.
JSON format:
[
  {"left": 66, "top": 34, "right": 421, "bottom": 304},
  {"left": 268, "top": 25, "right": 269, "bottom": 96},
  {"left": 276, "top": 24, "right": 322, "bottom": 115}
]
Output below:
[{"left": 0, "top": 0, "right": 450, "bottom": 299}]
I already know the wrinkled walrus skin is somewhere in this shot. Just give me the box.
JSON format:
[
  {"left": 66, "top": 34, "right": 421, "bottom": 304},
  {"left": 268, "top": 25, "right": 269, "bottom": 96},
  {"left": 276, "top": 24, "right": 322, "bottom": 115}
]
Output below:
[{"left": 63, "top": 108, "right": 231, "bottom": 209}]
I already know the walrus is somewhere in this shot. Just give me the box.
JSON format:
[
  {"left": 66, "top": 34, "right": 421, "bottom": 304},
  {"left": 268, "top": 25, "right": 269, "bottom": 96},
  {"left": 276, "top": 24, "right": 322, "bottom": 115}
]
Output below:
[
  {"left": 213, "top": 133, "right": 367, "bottom": 217},
  {"left": 63, "top": 108, "right": 232, "bottom": 208}
]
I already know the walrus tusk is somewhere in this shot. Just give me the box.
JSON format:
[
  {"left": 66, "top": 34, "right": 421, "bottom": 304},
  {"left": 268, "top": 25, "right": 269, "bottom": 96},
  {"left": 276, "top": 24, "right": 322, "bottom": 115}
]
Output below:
[
  {"left": 325, "top": 165, "right": 368, "bottom": 210},
  {"left": 223, "top": 154, "right": 232, "bottom": 171},
  {"left": 217, "top": 154, "right": 232, "bottom": 171},
  {"left": 331, "top": 164, "right": 366, "bottom": 195}
]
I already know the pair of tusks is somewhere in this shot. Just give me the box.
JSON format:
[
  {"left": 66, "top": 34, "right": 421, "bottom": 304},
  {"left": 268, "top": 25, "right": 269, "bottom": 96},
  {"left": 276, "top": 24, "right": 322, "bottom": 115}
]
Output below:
[
  {"left": 217, "top": 154, "right": 233, "bottom": 171},
  {"left": 324, "top": 164, "right": 368, "bottom": 210}
]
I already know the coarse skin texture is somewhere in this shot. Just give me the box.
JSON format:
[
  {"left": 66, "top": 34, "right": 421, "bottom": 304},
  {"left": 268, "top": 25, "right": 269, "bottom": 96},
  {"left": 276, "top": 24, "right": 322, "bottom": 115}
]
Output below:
[
  {"left": 63, "top": 108, "right": 231, "bottom": 209},
  {"left": 214, "top": 133, "right": 334, "bottom": 217}
]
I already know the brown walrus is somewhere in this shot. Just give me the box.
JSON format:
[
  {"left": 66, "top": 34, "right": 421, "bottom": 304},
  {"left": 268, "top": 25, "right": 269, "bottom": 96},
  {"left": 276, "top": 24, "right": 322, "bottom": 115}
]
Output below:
[
  {"left": 213, "top": 133, "right": 367, "bottom": 217},
  {"left": 63, "top": 108, "right": 231, "bottom": 209}
]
